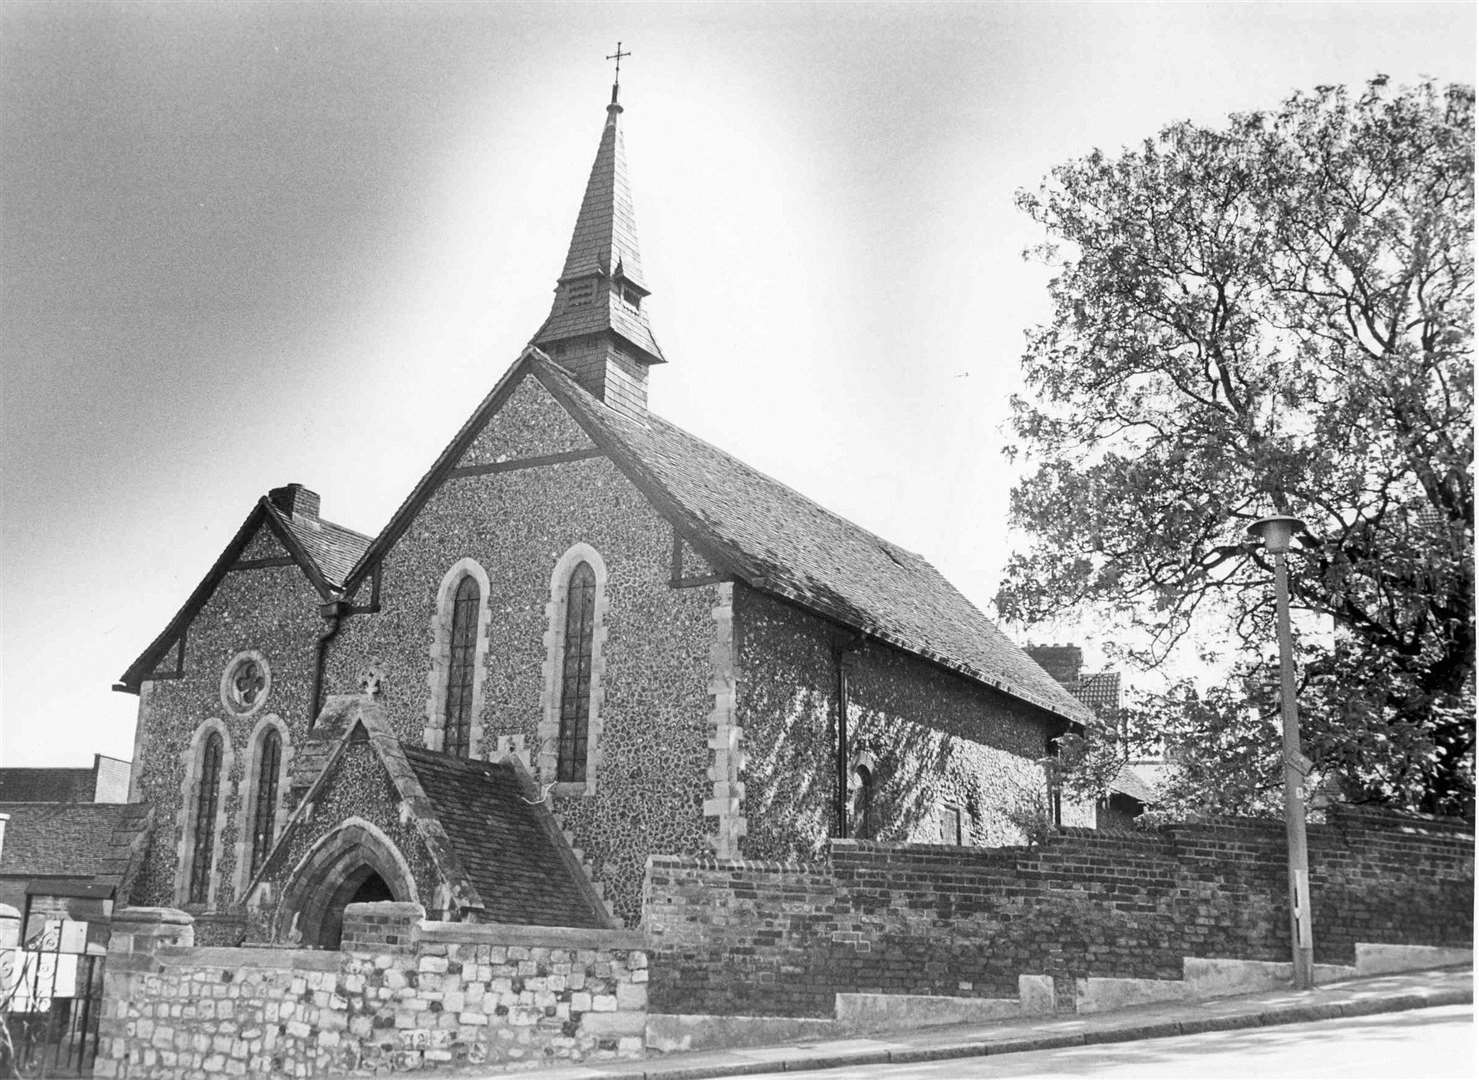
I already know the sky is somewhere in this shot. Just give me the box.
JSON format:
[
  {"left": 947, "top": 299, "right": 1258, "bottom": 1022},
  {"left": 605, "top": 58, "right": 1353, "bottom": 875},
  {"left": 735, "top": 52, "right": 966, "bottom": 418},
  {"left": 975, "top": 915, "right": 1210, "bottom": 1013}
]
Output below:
[{"left": 2, "top": 1, "right": 1473, "bottom": 767}]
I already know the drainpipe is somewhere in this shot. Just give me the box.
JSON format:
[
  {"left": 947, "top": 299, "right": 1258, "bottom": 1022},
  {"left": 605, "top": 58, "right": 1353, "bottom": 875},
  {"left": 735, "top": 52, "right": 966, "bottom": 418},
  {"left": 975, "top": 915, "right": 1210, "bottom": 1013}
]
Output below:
[
  {"left": 310, "top": 600, "right": 350, "bottom": 728},
  {"left": 833, "top": 634, "right": 864, "bottom": 839}
]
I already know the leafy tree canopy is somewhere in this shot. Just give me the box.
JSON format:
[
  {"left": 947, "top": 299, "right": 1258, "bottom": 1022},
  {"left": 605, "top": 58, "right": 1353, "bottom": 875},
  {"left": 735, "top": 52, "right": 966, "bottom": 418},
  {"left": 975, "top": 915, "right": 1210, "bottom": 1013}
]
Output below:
[{"left": 1001, "top": 77, "right": 1474, "bottom": 818}]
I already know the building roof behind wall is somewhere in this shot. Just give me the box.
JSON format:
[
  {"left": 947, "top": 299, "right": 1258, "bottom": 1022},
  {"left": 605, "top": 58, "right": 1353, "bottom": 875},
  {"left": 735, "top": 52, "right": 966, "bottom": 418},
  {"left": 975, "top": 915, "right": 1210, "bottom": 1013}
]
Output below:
[
  {"left": 0, "top": 802, "right": 151, "bottom": 907},
  {"left": 1075, "top": 670, "right": 1123, "bottom": 717},
  {"left": 0, "top": 769, "right": 97, "bottom": 803}
]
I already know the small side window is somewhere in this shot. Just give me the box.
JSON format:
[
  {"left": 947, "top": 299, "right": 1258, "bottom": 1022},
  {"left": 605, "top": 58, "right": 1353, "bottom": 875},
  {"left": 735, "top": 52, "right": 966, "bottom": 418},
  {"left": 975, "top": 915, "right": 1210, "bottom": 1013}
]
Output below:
[
  {"left": 850, "top": 764, "right": 876, "bottom": 840},
  {"left": 938, "top": 803, "right": 964, "bottom": 845}
]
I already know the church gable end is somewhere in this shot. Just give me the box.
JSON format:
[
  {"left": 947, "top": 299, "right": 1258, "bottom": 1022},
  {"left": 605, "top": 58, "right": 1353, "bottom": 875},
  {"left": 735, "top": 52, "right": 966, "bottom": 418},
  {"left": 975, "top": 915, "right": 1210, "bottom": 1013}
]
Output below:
[
  {"left": 119, "top": 491, "right": 369, "bottom": 694},
  {"left": 120, "top": 508, "right": 335, "bottom": 920},
  {"left": 247, "top": 699, "right": 610, "bottom": 943},
  {"left": 311, "top": 360, "right": 720, "bottom": 925},
  {"left": 251, "top": 730, "right": 438, "bottom": 946},
  {"left": 234, "top": 522, "right": 293, "bottom": 564},
  {"left": 455, "top": 371, "right": 600, "bottom": 470}
]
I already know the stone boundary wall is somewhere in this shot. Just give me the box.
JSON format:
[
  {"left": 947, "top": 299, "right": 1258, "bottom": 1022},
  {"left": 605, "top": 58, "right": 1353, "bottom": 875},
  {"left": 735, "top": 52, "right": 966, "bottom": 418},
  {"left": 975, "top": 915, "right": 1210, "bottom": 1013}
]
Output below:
[
  {"left": 642, "top": 807, "right": 1474, "bottom": 1018},
  {"left": 96, "top": 901, "right": 647, "bottom": 1078}
]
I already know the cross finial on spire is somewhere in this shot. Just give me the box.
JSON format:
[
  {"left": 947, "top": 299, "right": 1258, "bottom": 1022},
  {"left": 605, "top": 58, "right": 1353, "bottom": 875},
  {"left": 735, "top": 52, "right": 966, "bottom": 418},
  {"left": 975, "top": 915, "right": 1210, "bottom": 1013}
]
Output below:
[{"left": 606, "top": 41, "right": 630, "bottom": 104}]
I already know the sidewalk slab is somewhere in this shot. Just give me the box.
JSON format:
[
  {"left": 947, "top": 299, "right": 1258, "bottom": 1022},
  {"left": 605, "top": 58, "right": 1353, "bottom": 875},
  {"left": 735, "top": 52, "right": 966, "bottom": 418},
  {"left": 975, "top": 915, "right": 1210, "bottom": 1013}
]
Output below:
[{"left": 470, "top": 965, "right": 1472, "bottom": 1080}]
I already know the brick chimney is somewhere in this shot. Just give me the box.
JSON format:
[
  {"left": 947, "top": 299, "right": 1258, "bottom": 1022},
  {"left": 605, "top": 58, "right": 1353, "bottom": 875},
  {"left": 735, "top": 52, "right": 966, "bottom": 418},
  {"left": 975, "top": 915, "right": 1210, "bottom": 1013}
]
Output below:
[{"left": 268, "top": 483, "right": 320, "bottom": 521}]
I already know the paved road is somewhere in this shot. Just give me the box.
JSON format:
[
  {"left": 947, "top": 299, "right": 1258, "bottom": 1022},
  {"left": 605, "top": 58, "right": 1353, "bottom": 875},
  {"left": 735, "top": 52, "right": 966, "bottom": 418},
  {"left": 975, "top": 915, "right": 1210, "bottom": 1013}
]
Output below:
[{"left": 744, "top": 1005, "right": 1474, "bottom": 1079}]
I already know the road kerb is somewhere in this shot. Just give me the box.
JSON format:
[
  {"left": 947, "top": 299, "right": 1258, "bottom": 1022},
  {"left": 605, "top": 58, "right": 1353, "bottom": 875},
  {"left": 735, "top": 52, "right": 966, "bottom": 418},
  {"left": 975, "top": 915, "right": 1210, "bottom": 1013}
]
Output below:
[
  {"left": 628, "top": 990, "right": 1474, "bottom": 1079},
  {"left": 979, "top": 1032, "right": 1088, "bottom": 1056},
  {"left": 1089, "top": 1019, "right": 1185, "bottom": 1044},
  {"left": 780, "top": 1050, "right": 891, "bottom": 1072}
]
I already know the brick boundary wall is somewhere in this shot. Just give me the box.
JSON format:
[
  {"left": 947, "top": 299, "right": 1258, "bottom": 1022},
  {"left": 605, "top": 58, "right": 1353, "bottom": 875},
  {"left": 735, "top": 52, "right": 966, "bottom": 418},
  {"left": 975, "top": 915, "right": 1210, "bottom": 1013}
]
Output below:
[
  {"left": 642, "top": 806, "right": 1474, "bottom": 1018},
  {"left": 96, "top": 902, "right": 647, "bottom": 1077}
]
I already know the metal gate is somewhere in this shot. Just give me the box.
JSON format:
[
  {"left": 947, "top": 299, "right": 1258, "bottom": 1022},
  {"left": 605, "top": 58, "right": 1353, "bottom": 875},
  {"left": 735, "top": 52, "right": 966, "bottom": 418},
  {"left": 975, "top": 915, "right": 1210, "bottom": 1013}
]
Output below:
[{"left": 1, "top": 920, "right": 106, "bottom": 1077}]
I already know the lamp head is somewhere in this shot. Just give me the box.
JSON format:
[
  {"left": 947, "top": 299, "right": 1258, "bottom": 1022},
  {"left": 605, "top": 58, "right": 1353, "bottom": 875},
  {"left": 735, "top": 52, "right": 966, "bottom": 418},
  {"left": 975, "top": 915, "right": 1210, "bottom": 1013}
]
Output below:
[{"left": 1247, "top": 515, "right": 1305, "bottom": 555}]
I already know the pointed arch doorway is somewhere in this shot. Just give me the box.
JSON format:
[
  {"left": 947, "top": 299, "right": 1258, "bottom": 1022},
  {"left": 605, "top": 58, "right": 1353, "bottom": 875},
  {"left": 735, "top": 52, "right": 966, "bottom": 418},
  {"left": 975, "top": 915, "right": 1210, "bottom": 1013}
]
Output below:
[
  {"left": 276, "top": 819, "right": 418, "bottom": 949},
  {"left": 319, "top": 867, "right": 395, "bottom": 949}
]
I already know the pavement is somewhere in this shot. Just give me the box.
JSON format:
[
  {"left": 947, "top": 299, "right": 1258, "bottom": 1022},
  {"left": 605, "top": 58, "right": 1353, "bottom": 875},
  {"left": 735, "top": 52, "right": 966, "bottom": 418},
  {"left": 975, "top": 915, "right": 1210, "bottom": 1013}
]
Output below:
[{"left": 482, "top": 965, "right": 1473, "bottom": 1080}]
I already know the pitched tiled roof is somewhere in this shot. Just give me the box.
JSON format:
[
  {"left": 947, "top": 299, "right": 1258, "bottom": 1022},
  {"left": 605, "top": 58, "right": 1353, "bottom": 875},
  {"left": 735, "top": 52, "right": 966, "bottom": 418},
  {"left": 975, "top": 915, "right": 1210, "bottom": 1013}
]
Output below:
[
  {"left": 251, "top": 696, "right": 476, "bottom": 916},
  {"left": 254, "top": 696, "right": 609, "bottom": 930},
  {"left": 279, "top": 512, "right": 372, "bottom": 589},
  {"left": 0, "top": 768, "right": 96, "bottom": 803},
  {"left": 1074, "top": 671, "right": 1122, "bottom": 718},
  {"left": 531, "top": 357, "right": 1089, "bottom": 726},
  {"left": 556, "top": 102, "right": 648, "bottom": 290},
  {"left": 0, "top": 802, "right": 150, "bottom": 889},
  {"left": 401, "top": 748, "right": 608, "bottom": 930}
]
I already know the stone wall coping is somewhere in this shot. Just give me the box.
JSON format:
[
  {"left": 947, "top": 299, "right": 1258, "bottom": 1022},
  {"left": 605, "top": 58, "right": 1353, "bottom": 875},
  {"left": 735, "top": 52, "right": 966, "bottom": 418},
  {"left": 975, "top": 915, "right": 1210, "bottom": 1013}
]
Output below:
[
  {"left": 111, "top": 906, "right": 195, "bottom": 928},
  {"left": 1324, "top": 804, "right": 1475, "bottom": 834},
  {"left": 647, "top": 854, "right": 828, "bottom": 875},
  {"left": 827, "top": 815, "right": 1475, "bottom": 854},
  {"left": 415, "top": 919, "right": 645, "bottom": 951},
  {"left": 1151, "top": 810, "right": 1474, "bottom": 839},
  {"left": 345, "top": 900, "right": 425, "bottom": 919},
  {"left": 833, "top": 838, "right": 1042, "bottom": 857},
  {"left": 155, "top": 945, "right": 342, "bottom": 972},
  {"left": 648, "top": 815, "right": 1474, "bottom": 890}
]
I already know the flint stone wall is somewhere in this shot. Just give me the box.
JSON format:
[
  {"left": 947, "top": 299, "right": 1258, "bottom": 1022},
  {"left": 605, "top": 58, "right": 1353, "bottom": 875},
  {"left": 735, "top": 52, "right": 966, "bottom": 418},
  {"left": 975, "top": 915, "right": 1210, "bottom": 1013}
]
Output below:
[
  {"left": 96, "top": 901, "right": 646, "bottom": 1078},
  {"left": 643, "top": 806, "right": 1474, "bottom": 1018}
]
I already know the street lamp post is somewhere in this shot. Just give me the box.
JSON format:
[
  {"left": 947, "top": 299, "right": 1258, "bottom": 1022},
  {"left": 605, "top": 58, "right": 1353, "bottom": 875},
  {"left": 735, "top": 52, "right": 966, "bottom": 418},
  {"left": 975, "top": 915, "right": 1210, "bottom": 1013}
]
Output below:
[{"left": 1247, "top": 514, "right": 1315, "bottom": 990}]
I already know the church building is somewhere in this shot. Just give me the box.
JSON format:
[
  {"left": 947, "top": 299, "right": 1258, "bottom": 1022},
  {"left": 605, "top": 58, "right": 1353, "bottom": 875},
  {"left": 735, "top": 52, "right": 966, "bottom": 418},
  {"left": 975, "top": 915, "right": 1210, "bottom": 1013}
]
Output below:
[{"left": 114, "top": 77, "right": 1092, "bottom": 944}]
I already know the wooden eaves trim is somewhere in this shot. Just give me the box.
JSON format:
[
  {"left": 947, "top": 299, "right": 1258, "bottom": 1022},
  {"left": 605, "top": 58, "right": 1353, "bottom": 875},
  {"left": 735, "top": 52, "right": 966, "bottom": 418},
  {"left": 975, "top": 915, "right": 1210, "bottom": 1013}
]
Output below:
[
  {"left": 114, "top": 498, "right": 343, "bottom": 694},
  {"left": 746, "top": 584, "right": 1088, "bottom": 734},
  {"left": 258, "top": 500, "right": 337, "bottom": 599}
]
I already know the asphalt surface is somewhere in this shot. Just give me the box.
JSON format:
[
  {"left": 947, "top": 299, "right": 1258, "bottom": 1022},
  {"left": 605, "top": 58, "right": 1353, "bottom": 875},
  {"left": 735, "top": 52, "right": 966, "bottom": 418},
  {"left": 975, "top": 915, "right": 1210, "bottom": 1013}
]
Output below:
[
  {"left": 739, "top": 1005, "right": 1475, "bottom": 1079},
  {"left": 480, "top": 965, "right": 1473, "bottom": 1080}
]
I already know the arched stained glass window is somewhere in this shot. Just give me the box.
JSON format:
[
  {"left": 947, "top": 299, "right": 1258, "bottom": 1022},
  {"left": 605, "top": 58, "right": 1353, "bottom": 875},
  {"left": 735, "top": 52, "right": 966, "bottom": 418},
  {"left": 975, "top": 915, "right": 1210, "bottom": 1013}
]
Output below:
[
  {"left": 557, "top": 561, "right": 596, "bottom": 782},
  {"left": 250, "top": 728, "right": 282, "bottom": 877},
  {"left": 188, "top": 732, "right": 223, "bottom": 905},
  {"left": 443, "top": 575, "right": 480, "bottom": 757}
]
